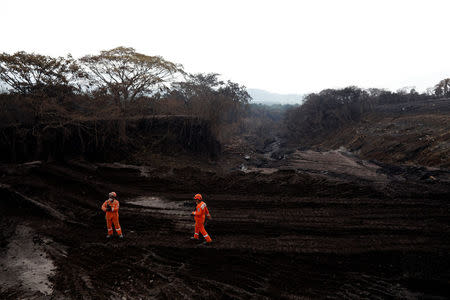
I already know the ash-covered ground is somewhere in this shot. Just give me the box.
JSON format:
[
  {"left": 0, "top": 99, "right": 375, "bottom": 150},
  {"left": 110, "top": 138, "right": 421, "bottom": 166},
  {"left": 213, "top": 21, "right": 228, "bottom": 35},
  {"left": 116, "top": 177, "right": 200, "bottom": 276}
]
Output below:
[{"left": 1, "top": 147, "right": 449, "bottom": 299}]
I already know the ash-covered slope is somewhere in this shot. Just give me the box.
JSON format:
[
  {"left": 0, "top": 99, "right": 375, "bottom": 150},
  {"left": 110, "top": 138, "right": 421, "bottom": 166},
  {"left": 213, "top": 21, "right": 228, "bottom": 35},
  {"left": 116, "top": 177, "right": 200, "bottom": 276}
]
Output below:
[
  {"left": 0, "top": 116, "right": 220, "bottom": 163},
  {"left": 289, "top": 98, "right": 450, "bottom": 168}
]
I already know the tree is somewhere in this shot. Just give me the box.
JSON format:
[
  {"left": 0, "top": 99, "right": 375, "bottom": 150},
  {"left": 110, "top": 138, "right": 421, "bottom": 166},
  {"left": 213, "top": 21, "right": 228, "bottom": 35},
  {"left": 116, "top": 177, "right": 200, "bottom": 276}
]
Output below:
[
  {"left": 218, "top": 80, "right": 251, "bottom": 105},
  {"left": 0, "top": 51, "right": 84, "bottom": 97},
  {"left": 433, "top": 78, "right": 450, "bottom": 97},
  {"left": 172, "top": 73, "right": 250, "bottom": 106},
  {"left": 171, "top": 73, "right": 223, "bottom": 105},
  {"left": 80, "top": 47, "right": 183, "bottom": 108},
  {"left": 284, "top": 87, "right": 371, "bottom": 142},
  {"left": 171, "top": 73, "right": 251, "bottom": 139},
  {"left": 172, "top": 73, "right": 251, "bottom": 121},
  {"left": 218, "top": 79, "right": 251, "bottom": 123}
]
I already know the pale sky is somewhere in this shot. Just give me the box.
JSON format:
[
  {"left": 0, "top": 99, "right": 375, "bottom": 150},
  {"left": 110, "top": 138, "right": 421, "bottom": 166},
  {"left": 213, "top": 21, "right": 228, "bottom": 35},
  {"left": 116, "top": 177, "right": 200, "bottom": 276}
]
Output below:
[{"left": 2, "top": 0, "right": 450, "bottom": 94}]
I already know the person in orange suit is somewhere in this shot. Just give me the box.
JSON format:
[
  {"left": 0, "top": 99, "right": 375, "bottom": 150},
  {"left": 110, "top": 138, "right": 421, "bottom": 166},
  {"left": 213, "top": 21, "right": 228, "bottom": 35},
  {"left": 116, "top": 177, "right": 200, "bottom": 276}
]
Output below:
[
  {"left": 191, "top": 193, "right": 212, "bottom": 244},
  {"left": 101, "top": 192, "right": 123, "bottom": 238}
]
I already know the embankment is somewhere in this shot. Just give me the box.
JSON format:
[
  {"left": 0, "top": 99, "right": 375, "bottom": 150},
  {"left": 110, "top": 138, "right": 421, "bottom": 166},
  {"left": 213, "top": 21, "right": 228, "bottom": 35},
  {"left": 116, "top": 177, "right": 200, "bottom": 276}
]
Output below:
[{"left": 0, "top": 116, "right": 220, "bottom": 163}]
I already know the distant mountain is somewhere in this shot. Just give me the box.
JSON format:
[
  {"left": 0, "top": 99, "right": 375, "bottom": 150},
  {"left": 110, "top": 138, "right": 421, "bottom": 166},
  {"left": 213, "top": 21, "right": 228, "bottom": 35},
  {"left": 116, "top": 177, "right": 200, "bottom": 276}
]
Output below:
[{"left": 247, "top": 88, "right": 304, "bottom": 105}]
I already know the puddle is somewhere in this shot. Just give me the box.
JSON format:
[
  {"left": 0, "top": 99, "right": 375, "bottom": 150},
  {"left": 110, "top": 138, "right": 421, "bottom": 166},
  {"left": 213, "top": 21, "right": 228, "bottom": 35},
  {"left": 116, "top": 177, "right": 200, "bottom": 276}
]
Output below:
[
  {"left": 128, "top": 196, "right": 190, "bottom": 215},
  {"left": 98, "top": 162, "right": 151, "bottom": 177},
  {"left": 0, "top": 225, "right": 55, "bottom": 296}
]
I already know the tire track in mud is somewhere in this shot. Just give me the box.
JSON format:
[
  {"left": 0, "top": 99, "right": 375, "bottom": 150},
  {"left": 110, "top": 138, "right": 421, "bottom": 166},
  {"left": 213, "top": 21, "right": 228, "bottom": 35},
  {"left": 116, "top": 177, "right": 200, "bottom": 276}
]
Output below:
[
  {"left": 2, "top": 161, "right": 450, "bottom": 298},
  {"left": 87, "top": 193, "right": 449, "bottom": 298}
]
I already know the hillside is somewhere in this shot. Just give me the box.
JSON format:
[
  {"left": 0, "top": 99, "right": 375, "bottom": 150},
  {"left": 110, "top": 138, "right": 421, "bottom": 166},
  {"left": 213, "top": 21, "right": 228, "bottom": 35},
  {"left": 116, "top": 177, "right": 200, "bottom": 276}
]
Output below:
[{"left": 283, "top": 96, "right": 450, "bottom": 169}]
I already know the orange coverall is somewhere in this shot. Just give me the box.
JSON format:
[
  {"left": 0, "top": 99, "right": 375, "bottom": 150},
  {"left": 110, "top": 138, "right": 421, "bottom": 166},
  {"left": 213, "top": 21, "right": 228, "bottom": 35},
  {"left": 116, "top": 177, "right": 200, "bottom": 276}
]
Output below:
[
  {"left": 192, "top": 201, "right": 212, "bottom": 242},
  {"left": 102, "top": 199, "right": 123, "bottom": 236}
]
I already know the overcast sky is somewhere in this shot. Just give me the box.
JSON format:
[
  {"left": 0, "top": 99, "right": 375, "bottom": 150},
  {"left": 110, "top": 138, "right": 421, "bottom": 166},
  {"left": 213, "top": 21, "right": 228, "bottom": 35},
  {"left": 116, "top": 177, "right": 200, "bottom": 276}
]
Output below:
[{"left": 2, "top": 0, "right": 450, "bottom": 94}]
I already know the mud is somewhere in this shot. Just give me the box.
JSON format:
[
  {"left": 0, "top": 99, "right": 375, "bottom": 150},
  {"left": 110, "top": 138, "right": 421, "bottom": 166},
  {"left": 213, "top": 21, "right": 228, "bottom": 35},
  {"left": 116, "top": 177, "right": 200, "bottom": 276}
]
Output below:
[
  {"left": 0, "top": 225, "right": 56, "bottom": 297},
  {"left": 1, "top": 151, "right": 449, "bottom": 298}
]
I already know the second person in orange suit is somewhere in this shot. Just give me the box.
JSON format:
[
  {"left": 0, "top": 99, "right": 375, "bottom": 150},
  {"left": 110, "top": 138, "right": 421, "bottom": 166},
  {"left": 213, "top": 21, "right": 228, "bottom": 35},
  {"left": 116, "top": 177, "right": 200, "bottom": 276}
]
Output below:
[
  {"left": 102, "top": 192, "right": 123, "bottom": 238},
  {"left": 191, "top": 193, "right": 212, "bottom": 244}
]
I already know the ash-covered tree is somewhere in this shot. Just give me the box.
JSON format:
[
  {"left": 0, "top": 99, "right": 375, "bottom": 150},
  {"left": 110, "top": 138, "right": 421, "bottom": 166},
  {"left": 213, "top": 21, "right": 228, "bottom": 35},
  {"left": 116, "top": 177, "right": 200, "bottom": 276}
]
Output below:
[
  {"left": 171, "top": 73, "right": 251, "bottom": 139},
  {"left": 80, "top": 47, "right": 183, "bottom": 109},
  {"left": 172, "top": 73, "right": 251, "bottom": 122},
  {"left": 285, "top": 86, "right": 371, "bottom": 143},
  {"left": 218, "top": 79, "right": 252, "bottom": 123},
  {"left": 433, "top": 78, "right": 450, "bottom": 97},
  {"left": 171, "top": 73, "right": 222, "bottom": 105},
  {"left": 0, "top": 51, "right": 84, "bottom": 97}
]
